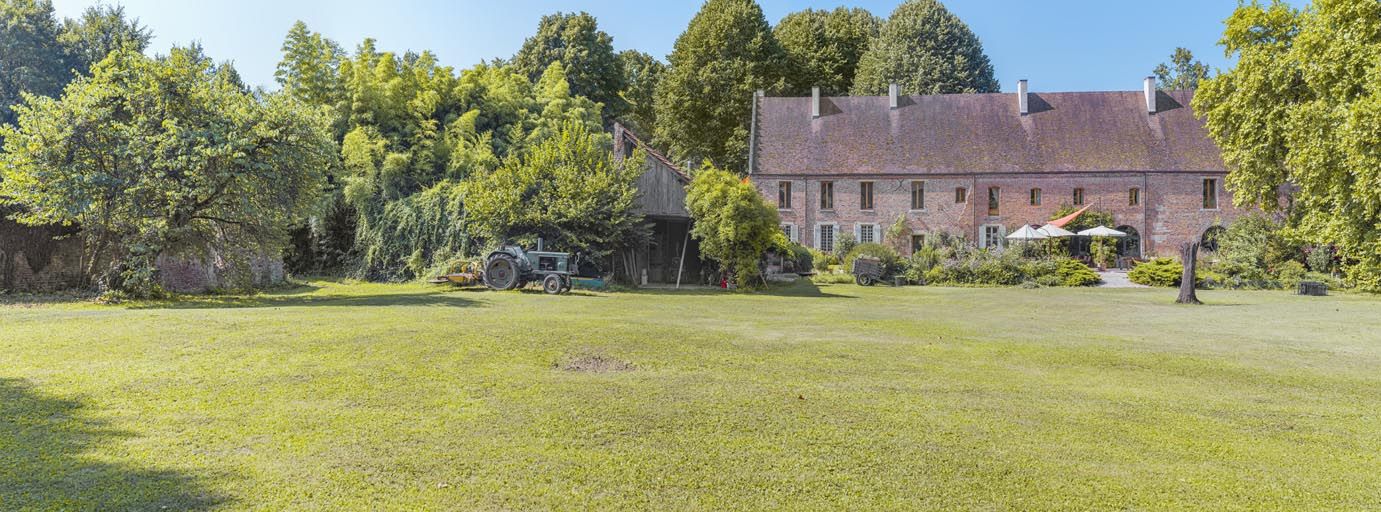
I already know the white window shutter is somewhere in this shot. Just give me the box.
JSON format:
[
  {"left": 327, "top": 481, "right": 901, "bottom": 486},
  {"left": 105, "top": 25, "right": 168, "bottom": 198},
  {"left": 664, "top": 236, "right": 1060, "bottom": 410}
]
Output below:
[{"left": 814, "top": 224, "right": 822, "bottom": 249}]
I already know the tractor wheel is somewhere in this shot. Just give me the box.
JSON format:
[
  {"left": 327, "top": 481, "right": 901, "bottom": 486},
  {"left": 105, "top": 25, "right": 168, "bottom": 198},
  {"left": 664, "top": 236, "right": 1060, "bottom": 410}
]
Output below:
[
  {"left": 542, "top": 275, "right": 563, "bottom": 295},
  {"left": 560, "top": 275, "right": 572, "bottom": 294},
  {"left": 484, "top": 254, "right": 519, "bottom": 290},
  {"left": 856, "top": 275, "right": 874, "bottom": 286}
]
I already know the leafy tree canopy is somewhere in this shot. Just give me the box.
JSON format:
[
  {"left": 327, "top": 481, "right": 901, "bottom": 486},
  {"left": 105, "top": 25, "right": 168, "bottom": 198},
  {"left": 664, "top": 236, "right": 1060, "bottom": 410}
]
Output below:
[
  {"left": 685, "top": 164, "right": 787, "bottom": 288},
  {"left": 851, "top": 0, "right": 998, "bottom": 95},
  {"left": 1193, "top": 0, "right": 1381, "bottom": 290},
  {"left": 1, "top": 0, "right": 73, "bottom": 127},
  {"left": 57, "top": 3, "right": 152, "bottom": 76},
  {"left": 655, "top": 0, "right": 786, "bottom": 172},
  {"left": 1153, "top": 47, "right": 1210, "bottom": 90},
  {"left": 462, "top": 120, "right": 644, "bottom": 259},
  {"left": 0, "top": 47, "right": 337, "bottom": 294},
  {"left": 617, "top": 49, "right": 664, "bottom": 138},
  {"left": 774, "top": 7, "right": 879, "bottom": 95},
  {"left": 275, "top": 20, "right": 345, "bottom": 111},
  {"left": 512, "top": 12, "right": 626, "bottom": 119}
]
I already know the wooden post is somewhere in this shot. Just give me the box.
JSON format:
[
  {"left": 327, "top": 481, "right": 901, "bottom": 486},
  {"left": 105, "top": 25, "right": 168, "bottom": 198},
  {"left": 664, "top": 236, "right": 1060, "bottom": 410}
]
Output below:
[
  {"left": 675, "top": 224, "right": 689, "bottom": 289},
  {"left": 1176, "top": 241, "right": 1202, "bottom": 305}
]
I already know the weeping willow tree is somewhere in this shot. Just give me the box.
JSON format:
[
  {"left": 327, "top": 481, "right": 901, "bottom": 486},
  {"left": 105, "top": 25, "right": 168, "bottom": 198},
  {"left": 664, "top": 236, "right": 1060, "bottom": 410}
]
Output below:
[{"left": 276, "top": 23, "right": 606, "bottom": 280}]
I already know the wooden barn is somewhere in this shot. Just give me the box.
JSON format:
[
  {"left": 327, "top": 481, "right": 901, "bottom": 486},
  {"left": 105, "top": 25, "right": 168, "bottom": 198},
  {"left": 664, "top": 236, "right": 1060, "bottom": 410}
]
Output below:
[{"left": 611, "top": 123, "right": 705, "bottom": 285}]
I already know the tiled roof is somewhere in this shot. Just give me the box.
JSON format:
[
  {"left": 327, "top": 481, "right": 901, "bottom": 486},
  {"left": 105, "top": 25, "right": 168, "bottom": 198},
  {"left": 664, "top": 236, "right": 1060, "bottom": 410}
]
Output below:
[{"left": 753, "top": 90, "right": 1225, "bottom": 175}]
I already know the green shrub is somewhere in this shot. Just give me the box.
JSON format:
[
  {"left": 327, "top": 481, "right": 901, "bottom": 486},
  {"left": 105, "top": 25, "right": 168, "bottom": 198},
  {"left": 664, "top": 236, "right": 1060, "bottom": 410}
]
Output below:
[
  {"left": 1129, "top": 258, "right": 1183, "bottom": 287},
  {"left": 1274, "top": 260, "right": 1307, "bottom": 287},
  {"left": 1057, "top": 259, "right": 1101, "bottom": 286},
  {"left": 1306, "top": 245, "right": 1334, "bottom": 274},
  {"left": 844, "top": 243, "right": 901, "bottom": 275},
  {"left": 1019, "top": 259, "right": 1060, "bottom": 282},
  {"left": 833, "top": 232, "right": 858, "bottom": 260},
  {"left": 809, "top": 249, "right": 837, "bottom": 272},
  {"left": 786, "top": 244, "right": 813, "bottom": 274},
  {"left": 1035, "top": 274, "right": 1062, "bottom": 287}
]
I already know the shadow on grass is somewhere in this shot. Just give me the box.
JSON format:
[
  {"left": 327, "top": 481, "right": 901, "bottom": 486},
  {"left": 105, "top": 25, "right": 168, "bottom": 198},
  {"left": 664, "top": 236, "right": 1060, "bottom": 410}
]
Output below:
[
  {"left": 0, "top": 378, "right": 227, "bottom": 510},
  {"left": 127, "top": 284, "right": 485, "bottom": 310}
]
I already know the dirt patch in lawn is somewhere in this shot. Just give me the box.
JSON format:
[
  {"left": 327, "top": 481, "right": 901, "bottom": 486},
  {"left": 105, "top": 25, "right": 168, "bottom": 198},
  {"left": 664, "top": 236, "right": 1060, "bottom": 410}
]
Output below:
[{"left": 556, "top": 353, "right": 634, "bottom": 373}]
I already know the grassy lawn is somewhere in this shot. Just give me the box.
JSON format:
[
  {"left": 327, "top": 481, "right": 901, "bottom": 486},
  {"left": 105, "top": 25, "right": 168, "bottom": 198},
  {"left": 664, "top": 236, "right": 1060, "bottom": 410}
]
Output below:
[{"left": 2, "top": 280, "right": 1380, "bottom": 510}]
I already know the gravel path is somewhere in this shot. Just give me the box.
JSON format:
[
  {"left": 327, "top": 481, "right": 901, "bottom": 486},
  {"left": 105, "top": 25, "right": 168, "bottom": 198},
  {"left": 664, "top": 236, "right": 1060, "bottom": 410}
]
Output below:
[{"left": 1098, "top": 270, "right": 1149, "bottom": 288}]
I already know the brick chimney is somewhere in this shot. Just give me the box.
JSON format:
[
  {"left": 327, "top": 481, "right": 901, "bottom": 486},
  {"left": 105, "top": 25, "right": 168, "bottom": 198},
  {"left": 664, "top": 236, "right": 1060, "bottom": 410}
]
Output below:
[
  {"left": 1017, "top": 79, "right": 1029, "bottom": 115},
  {"left": 1144, "top": 76, "right": 1156, "bottom": 114}
]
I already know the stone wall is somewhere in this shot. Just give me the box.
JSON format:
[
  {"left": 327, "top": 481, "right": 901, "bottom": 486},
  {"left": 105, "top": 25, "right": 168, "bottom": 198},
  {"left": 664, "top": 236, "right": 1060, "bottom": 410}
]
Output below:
[
  {"left": 0, "top": 219, "right": 86, "bottom": 293},
  {"left": 758, "top": 172, "right": 1251, "bottom": 258},
  {"left": 157, "top": 248, "right": 286, "bottom": 294}
]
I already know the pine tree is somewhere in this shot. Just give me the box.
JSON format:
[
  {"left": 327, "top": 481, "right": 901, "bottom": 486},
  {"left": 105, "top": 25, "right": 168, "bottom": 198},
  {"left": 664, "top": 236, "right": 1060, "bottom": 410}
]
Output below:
[
  {"left": 654, "top": 0, "right": 786, "bottom": 172},
  {"left": 850, "top": 0, "right": 998, "bottom": 95},
  {"left": 57, "top": 3, "right": 152, "bottom": 75}
]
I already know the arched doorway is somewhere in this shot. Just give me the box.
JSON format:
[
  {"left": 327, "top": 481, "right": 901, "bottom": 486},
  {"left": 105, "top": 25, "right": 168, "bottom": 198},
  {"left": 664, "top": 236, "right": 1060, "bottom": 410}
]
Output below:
[
  {"left": 1116, "top": 225, "right": 1141, "bottom": 259},
  {"left": 1201, "top": 226, "right": 1226, "bottom": 252}
]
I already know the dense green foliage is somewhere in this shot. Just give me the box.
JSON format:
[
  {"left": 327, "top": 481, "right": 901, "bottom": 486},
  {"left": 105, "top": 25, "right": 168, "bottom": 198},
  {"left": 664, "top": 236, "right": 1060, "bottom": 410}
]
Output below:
[
  {"left": 1194, "top": 0, "right": 1381, "bottom": 291},
  {"left": 616, "top": 50, "right": 664, "bottom": 137},
  {"left": 0, "top": 0, "right": 150, "bottom": 128},
  {"left": 275, "top": 21, "right": 609, "bottom": 278},
  {"left": 1153, "top": 47, "right": 1209, "bottom": 91},
  {"left": 512, "top": 12, "right": 626, "bottom": 120},
  {"left": 1057, "top": 259, "right": 1101, "bottom": 286},
  {"left": 463, "top": 121, "right": 646, "bottom": 261},
  {"left": 655, "top": 0, "right": 786, "bottom": 172},
  {"left": 0, "top": 47, "right": 337, "bottom": 295},
  {"left": 685, "top": 165, "right": 787, "bottom": 288},
  {"left": 1130, "top": 258, "right": 1185, "bottom": 287},
  {"left": 773, "top": 7, "right": 880, "bottom": 95},
  {"left": 851, "top": 0, "right": 998, "bottom": 95}
]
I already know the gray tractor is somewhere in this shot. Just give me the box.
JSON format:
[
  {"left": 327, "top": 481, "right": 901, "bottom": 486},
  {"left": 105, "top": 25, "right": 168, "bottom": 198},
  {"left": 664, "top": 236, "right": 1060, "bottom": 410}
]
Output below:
[{"left": 482, "top": 243, "right": 575, "bottom": 294}]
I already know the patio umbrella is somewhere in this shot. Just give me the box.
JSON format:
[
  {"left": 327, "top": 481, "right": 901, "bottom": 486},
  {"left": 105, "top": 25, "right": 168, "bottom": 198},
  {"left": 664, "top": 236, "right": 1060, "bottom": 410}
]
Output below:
[
  {"left": 1077, "top": 225, "right": 1127, "bottom": 237},
  {"left": 1037, "top": 223, "right": 1076, "bottom": 238},
  {"left": 1006, "top": 224, "right": 1048, "bottom": 241}
]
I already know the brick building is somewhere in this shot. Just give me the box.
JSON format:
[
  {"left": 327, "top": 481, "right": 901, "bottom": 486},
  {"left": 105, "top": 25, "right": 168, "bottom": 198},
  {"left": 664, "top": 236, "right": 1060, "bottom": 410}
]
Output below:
[{"left": 747, "top": 78, "right": 1249, "bottom": 258}]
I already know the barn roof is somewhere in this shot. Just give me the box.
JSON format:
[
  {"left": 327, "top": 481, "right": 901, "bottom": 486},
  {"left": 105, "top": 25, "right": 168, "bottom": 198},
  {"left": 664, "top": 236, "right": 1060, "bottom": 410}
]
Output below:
[{"left": 752, "top": 90, "right": 1225, "bottom": 176}]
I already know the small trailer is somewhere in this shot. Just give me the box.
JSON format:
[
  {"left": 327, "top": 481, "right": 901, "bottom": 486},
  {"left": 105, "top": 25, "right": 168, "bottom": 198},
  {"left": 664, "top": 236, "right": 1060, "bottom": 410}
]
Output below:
[{"left": 850, "top": 257, "right": 885, "bottom": 286}]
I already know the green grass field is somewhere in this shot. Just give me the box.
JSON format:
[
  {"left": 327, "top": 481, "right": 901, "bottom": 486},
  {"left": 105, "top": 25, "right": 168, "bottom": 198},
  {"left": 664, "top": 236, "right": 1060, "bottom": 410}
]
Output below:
[{"left": 2, "top": 280, "right": 1380, "bottom": 510}]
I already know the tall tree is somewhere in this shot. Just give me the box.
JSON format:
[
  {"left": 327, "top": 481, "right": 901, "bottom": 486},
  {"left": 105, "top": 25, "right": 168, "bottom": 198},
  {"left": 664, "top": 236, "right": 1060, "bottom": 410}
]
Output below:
[
  {"left": 0, "top": 0, "right": 71, "bottom": 127},
  {"left": 275, "top": 21, "right": 344, "bottom": 109},
  {"left": 462, "top": 120, "right": 644, "bottom": 258},
  {"left": 617, "top": 50, "right": 663, "bottom": 137},
  {"left": 512, "top": 12, "right": 626, "bottom": 119},
  {"left": 774, "top": 7, "right": 879, "bottom": 95},
  {"left": 1194, "top": 0, "right": 1381, "bottom": 291},
  {"left": 0, "top": 47, "right": 338, "bottom": 295},
  {"left": 851, "top": 0, "right": 998, "bottom": 95},
  {"left": 57, "top": 3, "right": 152, "bottom": 75},
  {"left": 655, "top": 0, "right": 786, "bottom": 172},
  {"left": 1153, "top": 47, "right": 1210, "bottom": 90},
  {"left": 685, "top": 164, "right": 787, "bottom": 288}
]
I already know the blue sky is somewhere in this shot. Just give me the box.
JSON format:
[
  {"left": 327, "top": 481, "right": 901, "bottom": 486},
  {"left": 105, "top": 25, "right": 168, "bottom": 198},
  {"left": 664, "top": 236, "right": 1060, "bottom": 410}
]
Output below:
[{"left": 52, "top": 0, "right": 1265, "bottom": 93}]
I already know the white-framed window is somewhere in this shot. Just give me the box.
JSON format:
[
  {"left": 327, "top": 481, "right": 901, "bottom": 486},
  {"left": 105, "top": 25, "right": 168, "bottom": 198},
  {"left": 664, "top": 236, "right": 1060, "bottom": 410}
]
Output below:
[
  {"left": 980, "top": 224, "right": 1006, "bottom": 250},
  {"left": 781, "top": 223, "right": 798, "bottom": 243},
  {"left": 815, "top": 222, "right": 837, "bottom": 252},
  {"left": 855, "top": 223, "right": 881, "bottom": 244}
]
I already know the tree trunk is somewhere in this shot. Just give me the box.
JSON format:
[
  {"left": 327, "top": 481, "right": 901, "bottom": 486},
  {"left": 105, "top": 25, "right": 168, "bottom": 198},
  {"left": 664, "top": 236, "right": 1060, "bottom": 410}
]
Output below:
[{"left": 1176, "top": 241, "right": 1202, "bottom": 305}]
